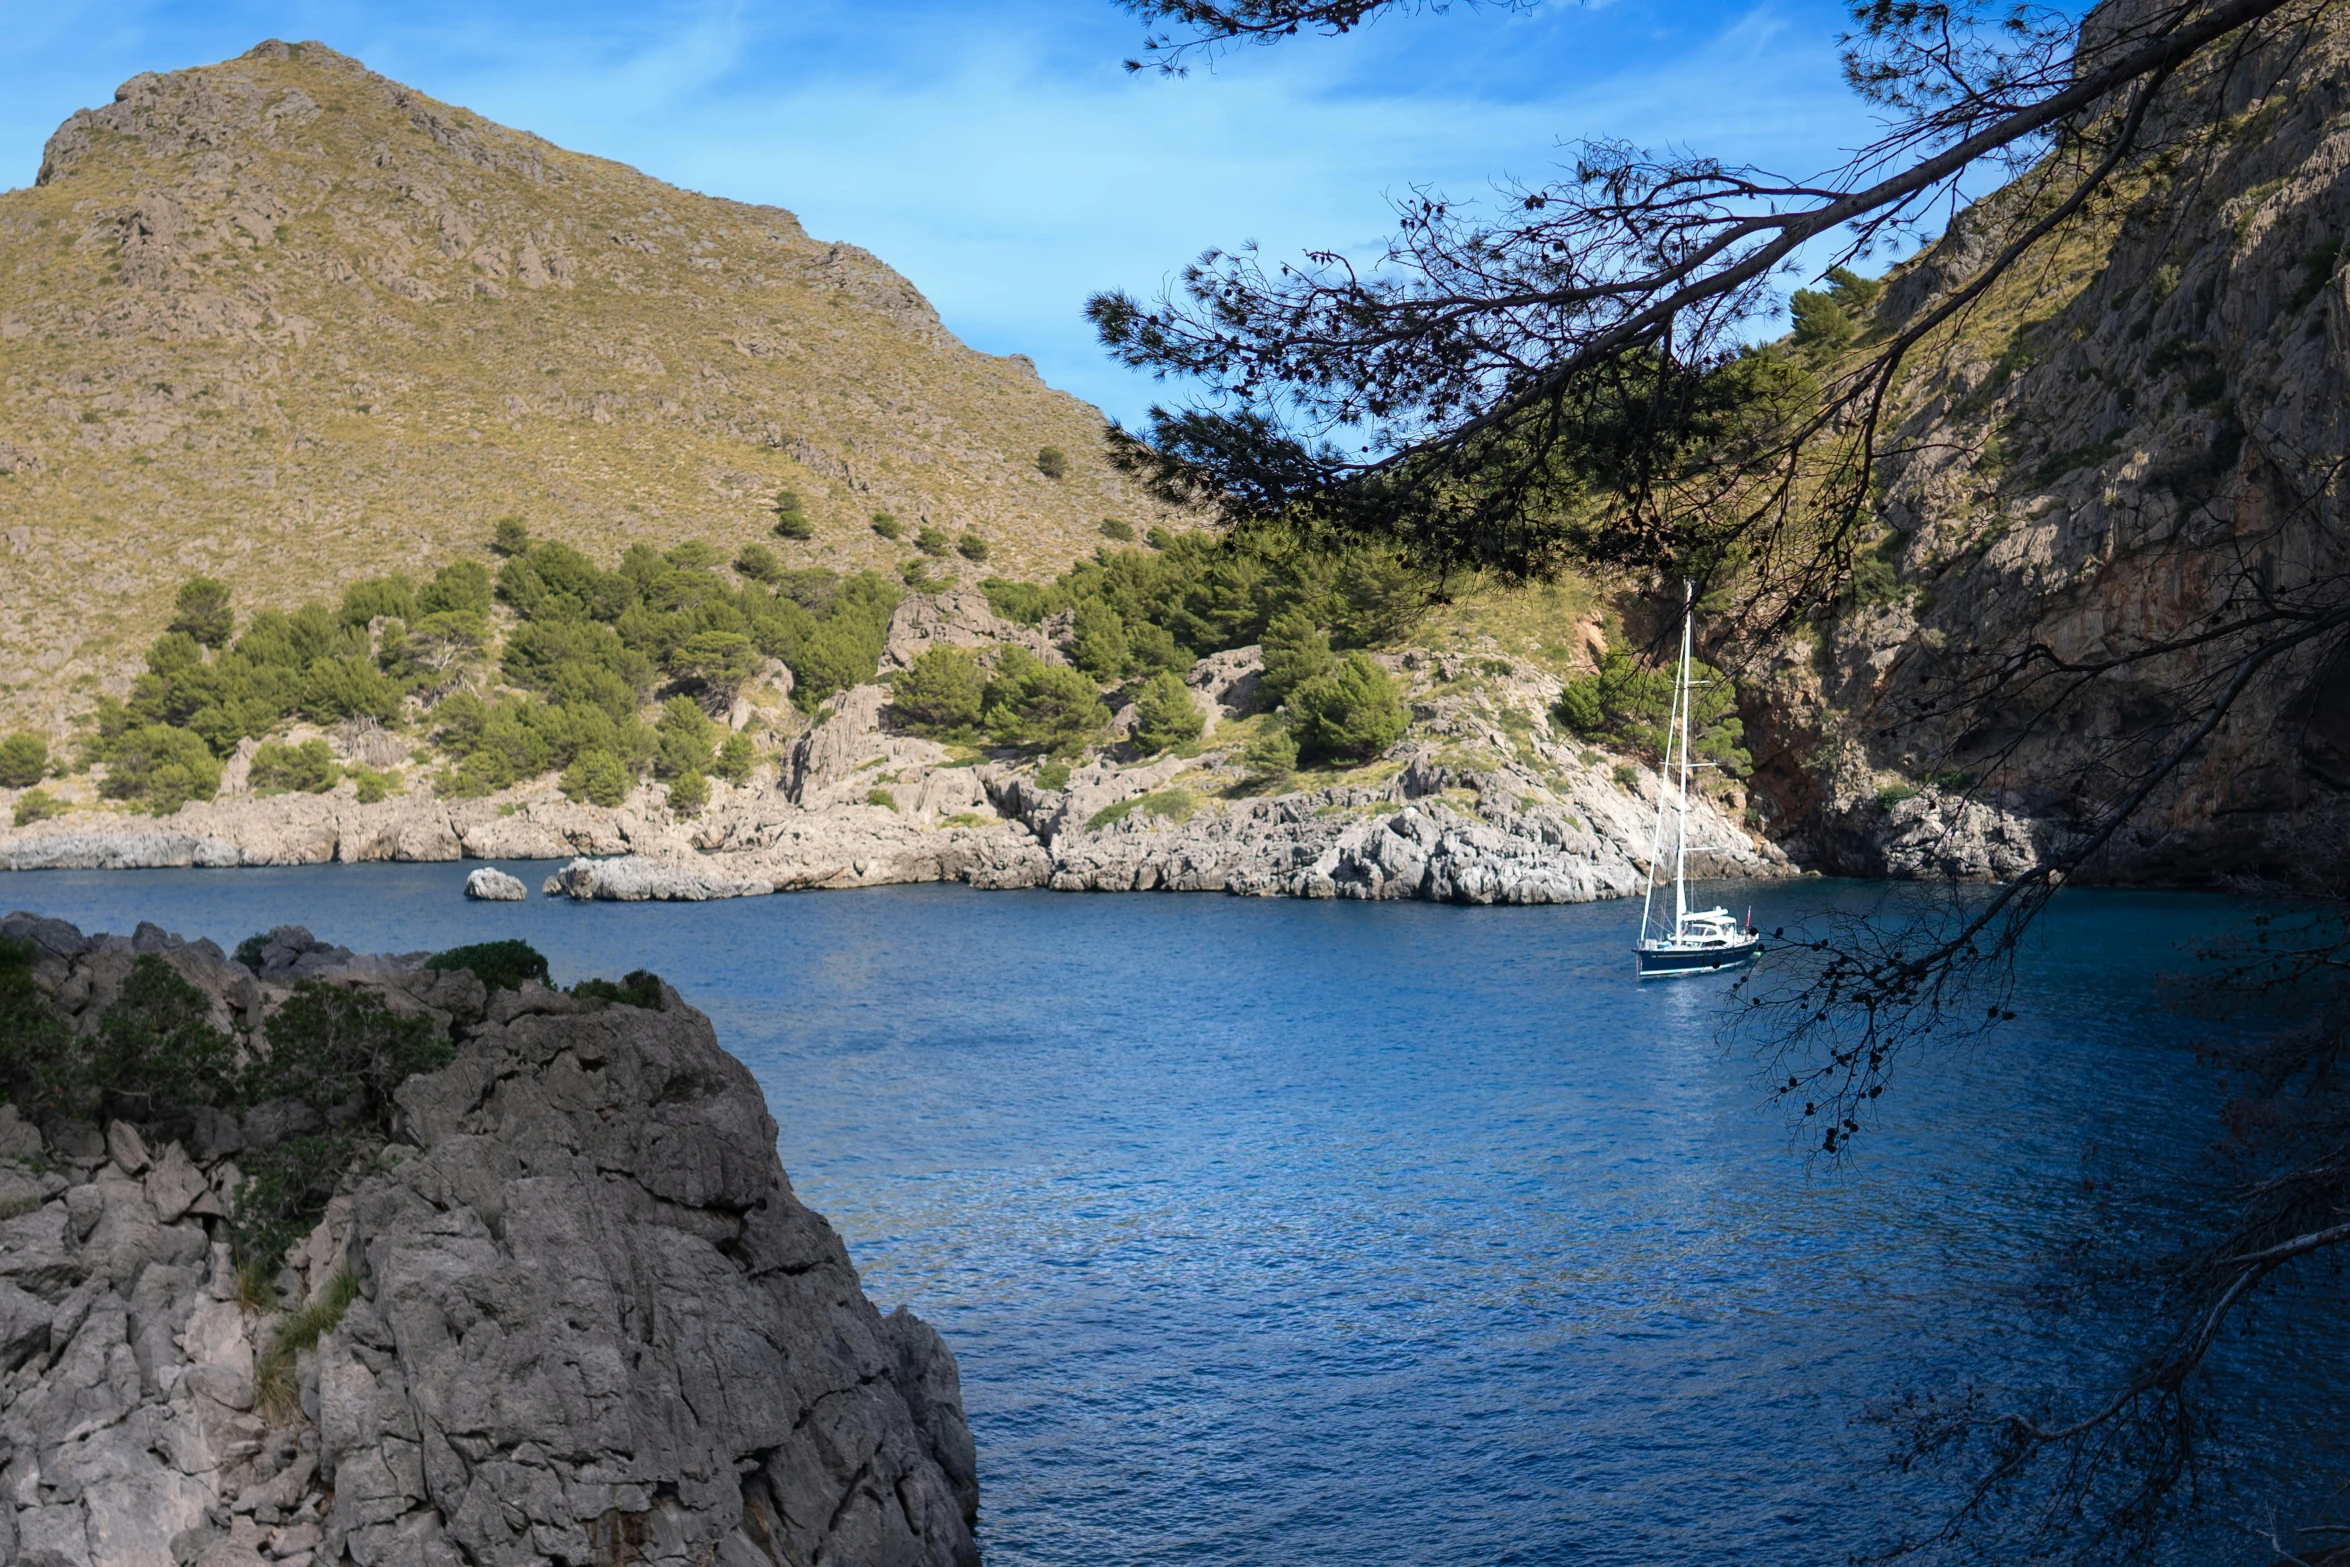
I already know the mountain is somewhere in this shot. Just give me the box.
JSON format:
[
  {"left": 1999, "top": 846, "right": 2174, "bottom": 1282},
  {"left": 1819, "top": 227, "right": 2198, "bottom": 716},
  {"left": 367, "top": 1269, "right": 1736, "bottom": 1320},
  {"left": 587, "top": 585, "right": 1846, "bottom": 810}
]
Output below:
[
  {"left": 1746, "top": 6, "right": 2350, "bottom": 888},
  {"left": 0, "top": 40, "right": 1177, "bottom": 734}
]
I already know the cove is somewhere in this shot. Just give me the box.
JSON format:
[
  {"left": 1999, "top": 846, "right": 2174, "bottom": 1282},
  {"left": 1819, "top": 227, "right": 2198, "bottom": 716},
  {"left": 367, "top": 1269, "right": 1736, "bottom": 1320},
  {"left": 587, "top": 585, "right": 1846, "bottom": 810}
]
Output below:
[{"left": 4, "top": 864, "right": 2341, "bottom": 1564}]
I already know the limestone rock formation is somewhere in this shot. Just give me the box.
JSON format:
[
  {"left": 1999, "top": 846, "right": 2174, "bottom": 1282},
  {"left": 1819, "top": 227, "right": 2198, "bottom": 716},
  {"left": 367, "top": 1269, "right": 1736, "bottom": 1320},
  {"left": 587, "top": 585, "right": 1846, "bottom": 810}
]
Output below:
[
  {"left": 459, "top": 867, "right": 524, "bottom": 901},
  {"left": 0, "top": 913, "right": 978, "bottom": 1567},
  {"left": 1745, "top": 3, "right": 2350, "bottom": 888}
]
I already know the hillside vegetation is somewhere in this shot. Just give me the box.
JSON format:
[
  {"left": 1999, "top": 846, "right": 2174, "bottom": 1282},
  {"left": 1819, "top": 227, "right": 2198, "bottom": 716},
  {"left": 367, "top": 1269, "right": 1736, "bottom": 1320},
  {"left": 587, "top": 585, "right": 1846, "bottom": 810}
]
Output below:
[{"left": 0, "top": 40, "right": 1181, "bottom": 736}]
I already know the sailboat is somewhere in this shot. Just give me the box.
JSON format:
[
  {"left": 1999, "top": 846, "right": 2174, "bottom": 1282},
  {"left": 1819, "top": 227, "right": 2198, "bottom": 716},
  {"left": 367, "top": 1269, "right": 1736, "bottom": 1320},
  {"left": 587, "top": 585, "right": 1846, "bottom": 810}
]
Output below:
[{"left": 1635, "top": 581, "right": 1762, "bottom": 979}]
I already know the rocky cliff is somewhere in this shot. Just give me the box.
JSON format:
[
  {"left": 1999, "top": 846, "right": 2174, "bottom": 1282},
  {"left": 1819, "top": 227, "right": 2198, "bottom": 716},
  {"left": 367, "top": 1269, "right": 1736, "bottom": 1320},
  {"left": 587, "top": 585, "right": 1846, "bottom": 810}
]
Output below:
[
  {"left": 0, "top": 914, "right": 979, "bottom": 1567},
  {"left": 1747, "top": 2, "right": 2350, "bottom": 888},
  {"left": 0, "top": 40, "right": 1182, "bottom": 734}
]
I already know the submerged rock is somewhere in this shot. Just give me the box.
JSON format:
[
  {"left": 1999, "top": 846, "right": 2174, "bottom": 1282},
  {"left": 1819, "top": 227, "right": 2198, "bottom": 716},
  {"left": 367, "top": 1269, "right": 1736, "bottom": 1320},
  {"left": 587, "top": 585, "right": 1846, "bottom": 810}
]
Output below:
[
  {"left": 461, "top": 865, "right": 527, "bottom": 901},
  {"left": 0, "top": 913, "right": 979, "bottom": 1567}
]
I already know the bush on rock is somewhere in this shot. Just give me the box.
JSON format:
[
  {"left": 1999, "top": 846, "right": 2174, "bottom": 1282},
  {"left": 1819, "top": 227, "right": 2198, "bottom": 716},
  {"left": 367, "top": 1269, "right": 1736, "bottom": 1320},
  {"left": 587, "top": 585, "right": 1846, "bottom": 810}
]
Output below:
[
  {"left": 1286, "top": 653, "right": 1408, "bottom": 765},
  {"left": 1130, "top": 672, "right": 1204, "bottom": 755}
]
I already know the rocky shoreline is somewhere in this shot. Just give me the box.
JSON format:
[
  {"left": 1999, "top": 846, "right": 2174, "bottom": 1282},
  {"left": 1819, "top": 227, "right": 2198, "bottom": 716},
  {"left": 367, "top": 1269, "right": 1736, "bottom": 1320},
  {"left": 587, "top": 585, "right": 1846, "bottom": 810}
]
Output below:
[
  {"left": 0, "top": 746, "right": 1789, "bottom": 908},
  {"left": 0, "top": 913, "right": 980, "bottom": 1567},
  {"left": 1, "top": 623, "right": 1794, "bottom": 904}
]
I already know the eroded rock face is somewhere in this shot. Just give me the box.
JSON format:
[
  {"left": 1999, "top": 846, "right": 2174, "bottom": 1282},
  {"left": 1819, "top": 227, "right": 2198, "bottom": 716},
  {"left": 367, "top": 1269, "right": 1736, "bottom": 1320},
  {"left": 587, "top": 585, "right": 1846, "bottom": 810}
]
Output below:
[{"left": 0, "top": 914, "right": 979, "bottom": 1567}]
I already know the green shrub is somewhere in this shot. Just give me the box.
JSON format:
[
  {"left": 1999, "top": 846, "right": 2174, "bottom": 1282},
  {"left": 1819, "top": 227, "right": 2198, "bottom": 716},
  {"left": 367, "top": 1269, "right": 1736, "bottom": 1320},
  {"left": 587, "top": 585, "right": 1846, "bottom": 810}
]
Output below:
[
  {"left": 668, "top": 769, "right": 710, "bottom": 815},
  {"left": 1089, "top": 788, "right": 1197, "bottom": 831},
  {"left": 1130, "top": 672, "right": 1204, "bottom": 755},
  {"left": 1286, "top": 653, "right": 1408, "bottom": 765},
  {"left": 734, "top": 543, "right": 783, "bottom": 584},
  {"left": 91, "top": 955, "right": 242, "bottom": 1119},
  {"left": 97, "top": 724, "right": 222, "bottom": 813},
  {"left": 1258, "top": 608, "right": 1335, "bottom": 707},
  {"left": 1144, "top": 525, "right": 1173, "bottom": 550},
  {"left": 866, "top": 787, "right": 898, "bottom": 810},
  {"left": 981, "top": 578, "right": 1060, "bottom": 624},
  {"left": 1239, "top": 724, "right": 1297, "bottom": 779},
  {"left": 1035, "top": 446, "right": 1068, "bottom": 479},
  {"left": 915, "top": 525, "right": 952, "bottom": 558},
  {"left": 772, "top": 490, "right": 816, "bottom": 540},
  {"left": 12, "top": 790, "right": 62, "bottom": 827},
  {"left": 870, "top": 513, "right": 903, "bottom": 541},
  {"left": 350, "top": 765, "right": 392, "bottom": 804},
  {"left": 1554, "top": 650, "right": 1750, "bottom": 777},
  {"left": 901, "top": 559, "right": 947, "bottom": 592},
  {"left": 168, "top": 576, "right": 235, "bottom": 648},
  {"left": 0, "top": 731, "right": 50, "bottom": 788},
  {"left": 1612, "top": 762, "right": 1641, "bottom": 791},
  {"left": 984, "top": 649, "right": 1108, "bottom": 752},
  {"left": 425, "top": 940, "right": 550, "bottom": 993},
  {"left": 249, "top": 738, "right": 340, "bottom": 795},
  {"left": 419, "top": 560, "right": 493, "bottom": 617},
  {"left": 956, "top": 532, "right": 990, "bottom": 562},
  {"left": 1070, "top": 598, "right": 1129, "bottom": 678},
  {"left": 654, "top": 696, "right": 717, "bottom": 780},
  {"left": 491, "top": 517, "right": 531, "bottom": 557},
  {"left": 1877, "top": 781, "right": 1919, "bottom": 808},
  {"left": 339, "top": 575, "right": 417, "bottom": 628},
  {"left": 1100, "top": 518, "right": 1135, "bottom": 542},
  {"left": 562, "top": 748, "right": 631, "bottom": 806},
  {"left": 713, "top": 733, "right": 755, "bottom": 783},
  {"left": 1035, "top": 759, "right": 1072, "bottom": 790},
  {"left": 235, "top": 1134, "right": 352, "bottom": 1278},
  {"left": 893, "top": 647, "right": 987, "bottom": 738},
  {"left": 571, "top": 971, "right": 664, "bottom": 1010},
  {"left": 0, "top": 937, "right": 75, "bottom": 1117}
]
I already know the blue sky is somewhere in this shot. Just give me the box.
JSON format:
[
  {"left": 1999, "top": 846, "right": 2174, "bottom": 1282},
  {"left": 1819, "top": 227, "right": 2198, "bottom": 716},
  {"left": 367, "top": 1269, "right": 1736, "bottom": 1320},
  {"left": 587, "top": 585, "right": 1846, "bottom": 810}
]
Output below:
[{"left": 1, "top": 0, "right": 1888, "bottom": 424}]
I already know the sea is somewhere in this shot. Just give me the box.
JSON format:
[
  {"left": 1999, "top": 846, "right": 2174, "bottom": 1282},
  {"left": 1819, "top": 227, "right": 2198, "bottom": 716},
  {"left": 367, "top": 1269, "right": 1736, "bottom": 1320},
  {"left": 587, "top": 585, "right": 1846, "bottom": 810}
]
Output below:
[{"left": 6, "top": 864, "right": 2343, "bottom": 1565}]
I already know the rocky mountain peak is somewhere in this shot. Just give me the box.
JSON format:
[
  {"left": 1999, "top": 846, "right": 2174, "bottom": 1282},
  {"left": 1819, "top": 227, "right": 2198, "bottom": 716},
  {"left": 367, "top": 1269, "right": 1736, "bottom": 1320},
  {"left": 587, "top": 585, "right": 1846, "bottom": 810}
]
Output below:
[{"left": 0, "top": 41, "right": 1175, "bottom": 733}]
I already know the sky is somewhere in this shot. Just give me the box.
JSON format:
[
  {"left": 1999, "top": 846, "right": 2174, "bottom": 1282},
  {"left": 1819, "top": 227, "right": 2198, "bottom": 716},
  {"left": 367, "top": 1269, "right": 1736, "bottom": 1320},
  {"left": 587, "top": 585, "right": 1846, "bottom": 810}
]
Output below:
[{"left": 0, "top": 0, "right": 1891, "bottom": 425}]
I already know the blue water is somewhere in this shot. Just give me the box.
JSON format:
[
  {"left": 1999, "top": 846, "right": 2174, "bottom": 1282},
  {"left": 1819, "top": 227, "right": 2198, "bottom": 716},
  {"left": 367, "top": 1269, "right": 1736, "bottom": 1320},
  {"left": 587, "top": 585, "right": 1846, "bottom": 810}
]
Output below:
[{"left": 4, "top": 866, "right": 2340, "bottom": 1563}]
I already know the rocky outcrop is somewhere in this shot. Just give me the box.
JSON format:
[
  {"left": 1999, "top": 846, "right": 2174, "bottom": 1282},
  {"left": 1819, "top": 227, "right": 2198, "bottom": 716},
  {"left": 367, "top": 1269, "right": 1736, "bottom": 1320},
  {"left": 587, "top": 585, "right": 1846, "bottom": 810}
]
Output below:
[
  {"left": 460, "top": 867, "right": 524, "bottom": 901},
  {"left": 0, "top": 913, "right": 978, "bottom": 1567},
  {"left": 1744, "top": 3, "right": 2350, "bottom": 888}
]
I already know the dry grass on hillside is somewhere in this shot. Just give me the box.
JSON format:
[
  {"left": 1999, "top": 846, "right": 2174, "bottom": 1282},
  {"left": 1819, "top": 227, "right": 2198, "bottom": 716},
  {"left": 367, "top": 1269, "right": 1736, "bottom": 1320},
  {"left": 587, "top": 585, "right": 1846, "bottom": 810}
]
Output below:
[{"left": 0, "top": 40, "right": 1184, "bottom": 735}]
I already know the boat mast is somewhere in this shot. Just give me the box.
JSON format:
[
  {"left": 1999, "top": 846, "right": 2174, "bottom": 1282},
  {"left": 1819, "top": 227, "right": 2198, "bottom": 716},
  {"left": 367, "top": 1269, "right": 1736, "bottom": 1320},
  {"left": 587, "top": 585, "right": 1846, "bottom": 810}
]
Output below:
[{"left": 1673, "top": 580, "right": 1693, "bottom": 930}]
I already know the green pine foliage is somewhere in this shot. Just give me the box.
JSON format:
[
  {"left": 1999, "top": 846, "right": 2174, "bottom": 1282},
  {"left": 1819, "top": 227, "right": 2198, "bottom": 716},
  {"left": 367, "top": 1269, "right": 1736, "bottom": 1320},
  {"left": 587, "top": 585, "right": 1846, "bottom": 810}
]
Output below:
[
  {"left": 167, "top": 577, "right": 235, "bottom": 649},
  {"left": 654, "top": 696, "right": 718, "bottom": 780},
  {"left": 248, "top": 738, "right": 340, "bottom": 795},
  {"left": 712, "top": 732, "right": 756, "bottom": 783},
  {"left": 12, "top": 790, "right": 62, "bottom": 827},
  {"left": 1552, "top": 650, "right": 1750, "bottom": 777},
  {"left": 0, "top": 731, "right": 47, "bottom": 788},
  {"left": 1070, "top": 598, "right": 1130, "bottom": 678},
  {"left": 957, "top": 532, "right": 990, "bottom": 562},
  {"left": 561, "top": 748, "right": 631, "bottom": 806},
  {"left": 983, "top": 648, "right": 1109, "bottom": 752},
  {"left": 667, "top": 768, "right": 710, "bottom": 815},
  {"left": 1258, "top": 608, "right": 1336, "bottom": 707},
  {"left": 914, "top": 524, "right": 953, "bottom": 558},
  {"left": 1286, "top": 653, "right": 1409, "bottom": 765},
  {"left": 892, "top": 647, "right": 988, "bottom": 738},
  {"left": 1129, "top": 672, "right": 1204, "bottom": 755},
  {"left": 424, "top": 939, "right": 550, "bottom": 992}
]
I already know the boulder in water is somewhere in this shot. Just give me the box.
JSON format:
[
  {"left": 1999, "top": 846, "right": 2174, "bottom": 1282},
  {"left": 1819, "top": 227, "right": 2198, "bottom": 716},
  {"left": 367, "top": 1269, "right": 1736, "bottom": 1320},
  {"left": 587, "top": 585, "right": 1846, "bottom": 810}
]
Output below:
[{"left": 463, "top": 866, "right": 527, "bottom": 901}]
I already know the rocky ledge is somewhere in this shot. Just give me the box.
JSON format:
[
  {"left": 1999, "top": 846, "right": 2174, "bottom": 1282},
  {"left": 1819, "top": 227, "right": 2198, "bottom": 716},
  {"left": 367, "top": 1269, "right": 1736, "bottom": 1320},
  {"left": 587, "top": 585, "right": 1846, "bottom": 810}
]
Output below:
[
  {"left": 0, "top": 661, "right": 1790, "bottom": 907},
  {"left": 0, "top": 914, "right": 978, "bottom": 1567}
]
